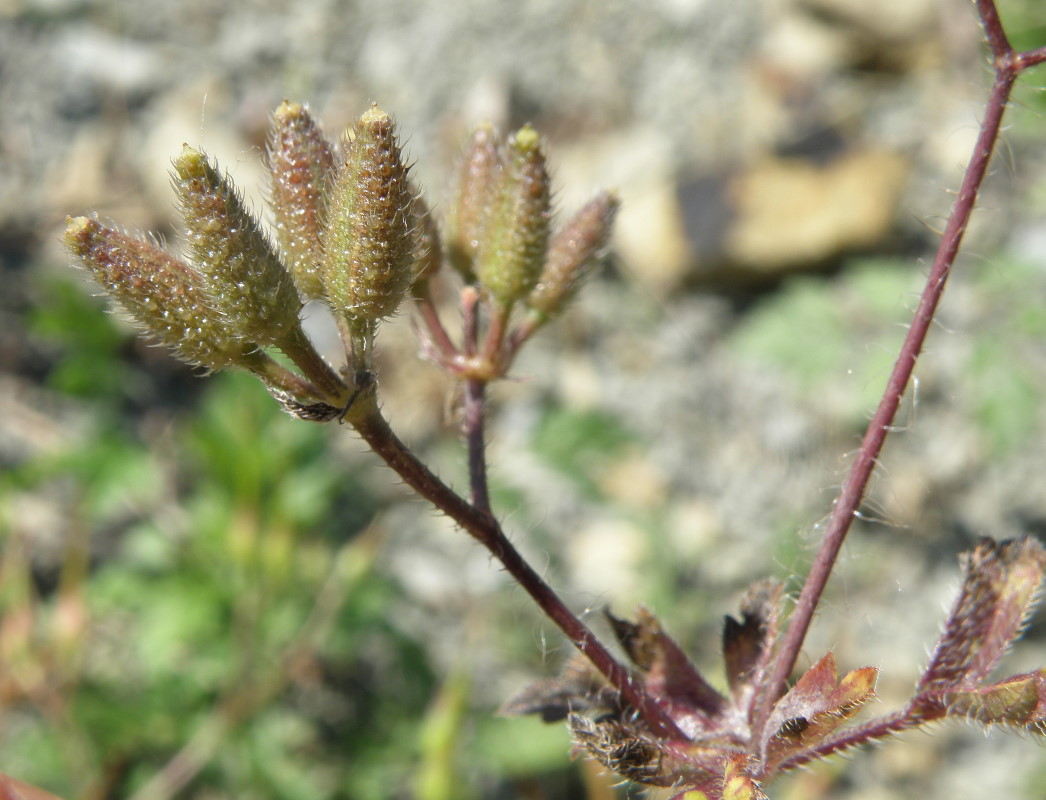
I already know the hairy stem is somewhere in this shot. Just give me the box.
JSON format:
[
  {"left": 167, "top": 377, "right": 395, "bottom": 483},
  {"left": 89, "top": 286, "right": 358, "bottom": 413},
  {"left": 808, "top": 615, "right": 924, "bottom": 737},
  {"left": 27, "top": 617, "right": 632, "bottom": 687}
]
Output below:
[
  {"left": 464, "top": 379, "right": 491, "bottom": 513},
  {"left": 461, "top": 286, "right": 494, "bottom": 513},
  {"left": 415, "top": 283, "right": 461, "bottom": 361},
  {"left": 242, "top": 350, "right": 327, "bottom": 404},
  {"left": 280, "top": 326, "right": 349, "bottom": 403},
  {"left": 754, "top": 12, "right": 1024, "bottom": 733},
  {"left": 350, "top": 395, "right": 686, "bottom": 740}
]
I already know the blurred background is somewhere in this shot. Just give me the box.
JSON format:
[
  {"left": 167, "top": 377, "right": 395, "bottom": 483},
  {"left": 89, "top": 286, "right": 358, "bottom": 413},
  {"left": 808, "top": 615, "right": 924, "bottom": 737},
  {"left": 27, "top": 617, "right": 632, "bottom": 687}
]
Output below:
[{"left": 2, "top": 0, "right": 1046, "bottom": 798}]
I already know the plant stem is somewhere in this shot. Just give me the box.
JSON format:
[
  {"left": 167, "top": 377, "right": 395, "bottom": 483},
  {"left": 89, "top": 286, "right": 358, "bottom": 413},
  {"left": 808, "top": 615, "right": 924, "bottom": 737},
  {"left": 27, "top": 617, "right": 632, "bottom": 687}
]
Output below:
[
  {"left": 464, "top": 379, "right": 491, "bottom": 513},
  {"left": 753, "top": 18, "right": 1023, "bottom": 733},
  {"left": 461, "top": 287, "right": 494, "bottom": 513},
  {"left": 415, "top": 282, "right": 460, "bottom": 360},
  {"left": 242, "top": 350, "right": 326, "bottom": 404},
  {"left": 280, "top": 326, "right": 348, "bottom": 403},
  {"left": 350, "top": 397, "right": 686, "bottom": 740}
]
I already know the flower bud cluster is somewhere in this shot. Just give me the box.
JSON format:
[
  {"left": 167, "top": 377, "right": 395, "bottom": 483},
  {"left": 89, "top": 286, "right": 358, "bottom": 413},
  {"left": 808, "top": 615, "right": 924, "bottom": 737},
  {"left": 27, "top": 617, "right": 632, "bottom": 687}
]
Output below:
[
  {"left": 446, "top": 124, "right": 617, "bottom": 328},
  {"left": 65, "top": 100, "right": 617, "bottom": 407}
]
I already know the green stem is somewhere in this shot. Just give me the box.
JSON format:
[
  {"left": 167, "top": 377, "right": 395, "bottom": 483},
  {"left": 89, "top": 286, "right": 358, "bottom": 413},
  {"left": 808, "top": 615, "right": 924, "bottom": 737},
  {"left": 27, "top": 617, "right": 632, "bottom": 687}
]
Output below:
[
  {"left": 241, "top": 350, "right": 326, "bottom": 404},
  {"left": 280, "top": 326, "right": 348, "bottom": 404}
]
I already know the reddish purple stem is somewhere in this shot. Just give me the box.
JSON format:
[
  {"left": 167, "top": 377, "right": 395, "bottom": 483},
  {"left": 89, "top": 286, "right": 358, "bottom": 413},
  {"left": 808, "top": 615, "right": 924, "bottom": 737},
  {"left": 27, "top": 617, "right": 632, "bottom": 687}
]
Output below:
[
  {"left": 352, "top": 405, "right": 686, "bottom": 739},
  {"left": 753, "top": 5, "right": 1026, "bottom": 734}
]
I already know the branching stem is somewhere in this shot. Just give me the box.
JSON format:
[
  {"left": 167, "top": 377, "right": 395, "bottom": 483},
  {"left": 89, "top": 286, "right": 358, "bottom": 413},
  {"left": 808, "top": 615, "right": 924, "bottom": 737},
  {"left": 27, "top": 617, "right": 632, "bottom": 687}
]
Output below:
[
  {"left": 350, "top": 395, "right": 685, "bottom": 740},
  {"left": 280, "top": 326, "right": 348, "bottom": 403}
]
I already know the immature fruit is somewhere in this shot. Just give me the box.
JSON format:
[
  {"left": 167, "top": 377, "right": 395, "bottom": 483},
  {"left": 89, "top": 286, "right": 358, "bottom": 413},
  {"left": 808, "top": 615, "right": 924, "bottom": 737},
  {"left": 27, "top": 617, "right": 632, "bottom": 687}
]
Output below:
[
  {"left": 322, "top": 105, "right": 419, "bottom": 332},
  {"left": 268, "top": 100, "right": 334, "bottom": 300},
  {"left": 64, "top": 216, "right": 244, "bottom": 370},
  {"left": 528, "top": 190, "right": 618, "bottom": 321},
  {"left": 446, "top": 124, "right": 501, "bottom": 281},
  {"left": 475, "top": 124, "right": 551, "bottom": 309},
  {"left": 172, "top": 145, "right": 303, "bottom": 346}
]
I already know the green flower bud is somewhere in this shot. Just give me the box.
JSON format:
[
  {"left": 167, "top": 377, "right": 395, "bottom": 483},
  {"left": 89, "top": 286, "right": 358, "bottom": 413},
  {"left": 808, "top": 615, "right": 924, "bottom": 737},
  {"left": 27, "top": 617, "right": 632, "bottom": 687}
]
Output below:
[
  {"left": 475, "top": 124, "right": 551, "bottom": 309},
  {"left": 268, "top": 100, "right": 334, "bottom": 301},
  {"left": 446, "top": 124, "right": 501, "bottom": 281},
  {"left": 172, "top": 145, "right": 302, "bottom": 345},
  {"left": 527, "top": 191, "right": 618, "bottom": 321},
  {"left": 63, "top": 216, "right": 243, "bottom": 370},
  {"left": 322, "top": 105, "right": 419, "bottom": 331}
]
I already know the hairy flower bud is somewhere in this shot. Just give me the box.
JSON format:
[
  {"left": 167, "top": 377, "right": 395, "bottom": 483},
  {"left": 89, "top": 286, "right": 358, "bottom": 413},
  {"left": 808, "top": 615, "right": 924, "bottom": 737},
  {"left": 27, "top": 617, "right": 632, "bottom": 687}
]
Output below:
[
  {"left": 446, "top": 124, "right": 501, "bottom": 281},
  {"left": 268, "top": 100, "right": 334, "bottom": 300},
  {"left": 172, "top": 146, "right": 302, "bottom": 345},
  {"left": 64, "top": 216, "right": 243, "bottom": 370},
  {"left": 475, "top": 125, "right": 551, "bottom": 308},
  {"left": 527, "top": 191, "right": 618, "bottom": 320},
  {"left": 321, "top": 105, "right": 419, "bottom": 332}
]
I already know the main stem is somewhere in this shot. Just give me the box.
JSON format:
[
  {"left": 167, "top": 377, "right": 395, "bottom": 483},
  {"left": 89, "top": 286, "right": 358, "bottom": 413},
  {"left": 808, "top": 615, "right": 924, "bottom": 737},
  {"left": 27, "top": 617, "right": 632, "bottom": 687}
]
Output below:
[
  {"left": 754, "top": 59, "right": 1019, "bottom": 730},
  {"left": 350, "top": 400, "right": 685, "bottom": 740}
]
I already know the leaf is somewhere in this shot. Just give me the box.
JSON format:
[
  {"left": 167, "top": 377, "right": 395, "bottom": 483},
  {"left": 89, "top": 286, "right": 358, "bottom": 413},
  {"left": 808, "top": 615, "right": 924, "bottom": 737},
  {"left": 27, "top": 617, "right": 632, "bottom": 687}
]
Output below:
[
  {"left": 723, "top": 581, "right": 782, "bottom": 697},
  {"left": 500, "top": 654, "right": 614, "bottom": 722},
  {"left": 919, "top": 537, "right": 1046, "bottom": 692},
  {"left": 764, "top": 652, "right": 877, "bottom": 766},
  {"left": 606, "top": 607, "right": 727, "bottom": 724},
  {"left": 939, "top": 669, "right": 1046, "bottom": 729}
]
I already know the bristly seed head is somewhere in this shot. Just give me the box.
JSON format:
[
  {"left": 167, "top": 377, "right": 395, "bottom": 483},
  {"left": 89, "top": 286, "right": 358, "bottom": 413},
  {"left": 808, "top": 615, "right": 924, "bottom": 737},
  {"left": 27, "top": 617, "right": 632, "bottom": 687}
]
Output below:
[
  {"left": 527, "top": 190, "right": 618, "bottom": 322},
  {"left": 446, "top": 123, "right": 502, "bottom": 282},
  {"left": 268, "top": 100, "right": 335, "bottom": 301},
  {"left": 321, "top": 104, "right": 420, "bottom": 336},
  {"left": 172, "top": 145, "right": 303, "bottom": 346},
  {"left": 63, "top": 216, "right": 246, "bottom": 371},
  {"left": 475, "top": 124, "right": 551, "bottom": 309}
]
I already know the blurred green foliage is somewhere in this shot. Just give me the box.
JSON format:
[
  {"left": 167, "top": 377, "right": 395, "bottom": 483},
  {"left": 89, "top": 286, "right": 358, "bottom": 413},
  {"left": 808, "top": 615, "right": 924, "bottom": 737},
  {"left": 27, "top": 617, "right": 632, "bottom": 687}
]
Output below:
[
  {"left": 2, "top": 276, "right": 583, "bottom": 800},
  {"left": 727, "top": 260, "right": 917, "bottom": 424},
  {"left": 727, "top": 256, "right": 1046, "bottom": 455}
]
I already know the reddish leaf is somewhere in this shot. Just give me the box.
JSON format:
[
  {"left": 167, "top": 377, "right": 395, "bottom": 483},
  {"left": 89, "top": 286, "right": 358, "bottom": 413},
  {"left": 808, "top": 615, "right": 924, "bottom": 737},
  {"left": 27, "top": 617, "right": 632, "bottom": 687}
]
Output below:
[
  {"left": 500, "top": 653, "right": 615, "bottom": 722},
  {"left": 606, "top": 607, "right": 727, "bottom": 724},
  {"left": 938, "top": 669, "right": 1046, "bottom": 728},
  {"left": 764, "top": 652, "right": 878, "bottom": 766},
  {"left": 919, "top": 537, "right": 1046, "bottom": 693},
  {"left": 723, "top": 581, "right": 783, "bottom": 698}
]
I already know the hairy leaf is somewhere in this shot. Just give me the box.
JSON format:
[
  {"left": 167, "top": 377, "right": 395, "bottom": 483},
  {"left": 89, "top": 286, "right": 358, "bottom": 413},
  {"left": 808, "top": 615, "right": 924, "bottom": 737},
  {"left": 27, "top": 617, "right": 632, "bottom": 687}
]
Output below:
[
  {"left": 606, "top": 607, "right": 727, "bottom": 725},
  {"left": 919, "top": 537, "right": 1046, "bottom": 692},
  {"left": 764, "top": 652, "right": 877, "bottom": 767}
]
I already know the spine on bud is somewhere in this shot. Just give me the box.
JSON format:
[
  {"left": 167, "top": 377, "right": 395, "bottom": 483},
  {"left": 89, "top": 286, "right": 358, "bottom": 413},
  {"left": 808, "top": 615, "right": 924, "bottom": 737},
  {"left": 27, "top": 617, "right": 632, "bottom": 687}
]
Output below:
[
  {"left": 63, "top": 216, "right": 242, "bottom": 370},
  {"left": 527, "top": 191, "right": 618, "bottom": 321},
  {"left": 321, "top": 105, "right": 419, "bottom": 332},
  {"left": 268, "top": 101, "right": 334, "bottom": 301},
  {"left": 447, "top": 124, "right": 501, "bottom": 282},
  {"left": 475, "top": 125, "right": 551, "bottom": 309},
  {"left": 172, "top": 146, "right": 302, "bottom": 345}
]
